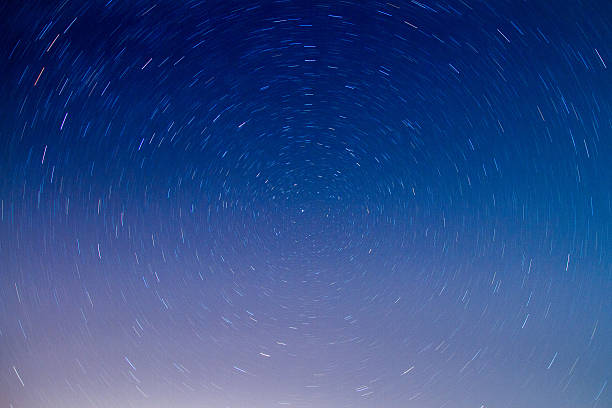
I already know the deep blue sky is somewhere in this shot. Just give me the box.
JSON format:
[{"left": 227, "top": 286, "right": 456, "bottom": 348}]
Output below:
[{"left": 1, "top": 1, "right": 611, "bottom": 407}]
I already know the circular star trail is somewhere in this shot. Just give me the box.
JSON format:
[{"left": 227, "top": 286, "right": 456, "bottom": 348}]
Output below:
[{"left": 1, "top": 1, "right": 611, "bottom": 407}]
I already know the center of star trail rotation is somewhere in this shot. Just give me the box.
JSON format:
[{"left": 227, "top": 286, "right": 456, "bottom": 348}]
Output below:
[{"left": 0, "top": 1, "right": 610, "bottom": 407}]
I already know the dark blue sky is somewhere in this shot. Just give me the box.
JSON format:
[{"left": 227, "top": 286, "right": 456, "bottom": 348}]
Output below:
[{"left": 1, "top": 1, "right": 611, "bottom": 407}]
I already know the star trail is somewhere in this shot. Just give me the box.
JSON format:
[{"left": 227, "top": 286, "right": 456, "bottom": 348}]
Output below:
[{"left": 0, "top": 0, "right": 611, "bottom": 407}]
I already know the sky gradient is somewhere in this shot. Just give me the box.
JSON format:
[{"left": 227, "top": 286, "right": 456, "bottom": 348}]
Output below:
[{"left": 0, "top": 0, "right": 611, "bottom": 407}]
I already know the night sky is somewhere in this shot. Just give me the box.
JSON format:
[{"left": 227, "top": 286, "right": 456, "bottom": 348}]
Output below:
[{"left": 1, "top": 0, "right": 611, "bottom": 407}]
